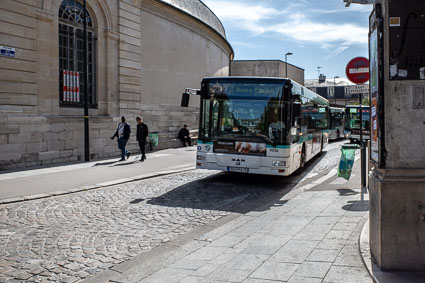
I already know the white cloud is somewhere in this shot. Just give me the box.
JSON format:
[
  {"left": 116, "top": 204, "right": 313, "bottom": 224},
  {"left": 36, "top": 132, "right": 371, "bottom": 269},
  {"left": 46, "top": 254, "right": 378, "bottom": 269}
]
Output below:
[
  {"left": 267, "top": 13, "right": 368, "bottom": 45},
  {"left": 204, "top": 0, "right": 368, "bottom": 54},
  {"left": 204, "top": 1, "right": 283, "bottom": 35}
]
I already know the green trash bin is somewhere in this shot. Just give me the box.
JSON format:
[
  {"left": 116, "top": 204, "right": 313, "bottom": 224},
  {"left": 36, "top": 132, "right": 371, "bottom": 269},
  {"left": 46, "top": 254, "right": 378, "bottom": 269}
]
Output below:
[
  {"left": 148, "top": 132, "right": 159, "bottom": 150},
  {"left": 338, "top": 144, "right": 360, "bottom": 180}
]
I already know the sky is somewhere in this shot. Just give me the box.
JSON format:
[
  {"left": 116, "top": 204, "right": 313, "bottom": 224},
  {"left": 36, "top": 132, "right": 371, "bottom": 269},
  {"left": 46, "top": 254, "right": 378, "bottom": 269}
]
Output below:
[{"left": 202, "top": 0, "right": 372, "bottom": 80}]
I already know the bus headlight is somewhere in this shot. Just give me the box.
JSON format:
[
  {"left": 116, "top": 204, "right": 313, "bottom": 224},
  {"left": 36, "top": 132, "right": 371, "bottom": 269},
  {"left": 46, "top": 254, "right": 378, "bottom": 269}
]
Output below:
[
  {"left": 197, "top": 155, "right": 206, "bottom": 161},
  {"left": 272, "top": 160, "right": 286, "bottom": 167}
]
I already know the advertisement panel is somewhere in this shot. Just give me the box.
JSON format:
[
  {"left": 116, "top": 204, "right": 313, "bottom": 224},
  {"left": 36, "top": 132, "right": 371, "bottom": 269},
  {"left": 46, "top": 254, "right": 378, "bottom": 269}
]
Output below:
[
  {"left": 63, "top": 70, "right": 80, "bottom": 102},
  {"left": 370, "top": 28, "right": 379, "bottom": 163},
  {"left": 214, "top": 141, "right": 266, "bottom": 156}
]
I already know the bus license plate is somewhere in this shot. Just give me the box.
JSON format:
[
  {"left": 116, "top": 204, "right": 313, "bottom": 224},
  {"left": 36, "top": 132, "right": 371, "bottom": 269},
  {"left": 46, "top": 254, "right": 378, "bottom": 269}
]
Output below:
[{"left": 227, "top": 167, "right": 249, "bottom": 173}]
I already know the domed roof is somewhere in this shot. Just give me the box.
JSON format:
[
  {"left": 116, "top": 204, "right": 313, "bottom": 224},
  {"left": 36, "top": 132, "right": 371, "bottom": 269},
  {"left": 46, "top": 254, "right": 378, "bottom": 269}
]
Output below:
[{"left": 158, "top": 0, "right": 226, "bottom": 38}]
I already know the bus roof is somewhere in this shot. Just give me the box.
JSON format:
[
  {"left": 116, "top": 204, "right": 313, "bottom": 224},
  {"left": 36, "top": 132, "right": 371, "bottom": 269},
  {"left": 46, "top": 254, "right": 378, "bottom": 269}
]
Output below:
[{"left": 202, "top": 77, "right": 329, "bottom": 106}]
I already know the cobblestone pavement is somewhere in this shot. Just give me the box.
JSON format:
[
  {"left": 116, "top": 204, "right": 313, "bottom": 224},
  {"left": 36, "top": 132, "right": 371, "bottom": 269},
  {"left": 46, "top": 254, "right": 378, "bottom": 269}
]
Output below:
[
  {"left": 0, "top": 140, "right": 349, "bottom": 283},
  {"left": 0, "top": 170, "right": 288, "bottom": 283}
]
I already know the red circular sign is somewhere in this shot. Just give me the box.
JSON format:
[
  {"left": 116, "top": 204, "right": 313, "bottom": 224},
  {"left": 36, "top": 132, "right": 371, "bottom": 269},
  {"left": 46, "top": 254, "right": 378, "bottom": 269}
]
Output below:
[{"left": 346, "top": 57, "right": 370, "bottom": 84}]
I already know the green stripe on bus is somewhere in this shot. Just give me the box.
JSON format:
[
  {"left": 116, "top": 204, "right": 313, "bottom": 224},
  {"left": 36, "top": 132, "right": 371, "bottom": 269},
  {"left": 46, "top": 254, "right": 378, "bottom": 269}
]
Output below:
[{"left": 198, "top": 141, "right": 213, "bottom": 145}]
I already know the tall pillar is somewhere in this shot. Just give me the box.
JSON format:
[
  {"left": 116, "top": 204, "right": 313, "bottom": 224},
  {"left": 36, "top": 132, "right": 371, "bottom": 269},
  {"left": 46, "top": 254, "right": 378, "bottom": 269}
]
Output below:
[
  {"left": 118, "top": 0, "right": 142, "bottom": 117},
  {"left": 369, "top": 0, "right": 425, "bottom": 270}
]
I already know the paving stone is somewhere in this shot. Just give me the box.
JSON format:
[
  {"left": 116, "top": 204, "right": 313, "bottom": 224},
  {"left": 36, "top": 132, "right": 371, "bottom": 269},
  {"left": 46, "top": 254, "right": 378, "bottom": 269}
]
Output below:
[
  {"left": 323, "top": 266, "right": 372, "bottom": 283},
  {"left": 169, "top": 259, "right": 209, "bottom": 271},
  {"left": 287, "top": 276, "right": 323, "bottom": 283},
  {"left": 249, "top": 261, "right": 300, "bottom": 281},
  {"left": 0, "top": 170, "right": 277, "bottom": 282},
  {"left": 208, "top": 268, "right": 252, "bottom": 282},
  {"left": 316, "top": 239, "right": 347, "bottom": 250},
  {"left": 305, "top": 248, "right": 340, "bottom": 262},
  {"left": 223, "top": 254, "right": 269, "bottom": 271},
  {"left": 141, "top": 267, "right": 193, "bottom": 283},
  {"left": 209, "top": 235, "right": 245, "bottom": 248},
  {"left": 272, "top": 240, "right": 320, "bottom": 264},
  {"left": 333, "top": 246, "right": 364, "bottom": 268},
  {"left": 292, "top": 261, "right": 332, "bottom": 278},
  {"left": 190, "top": 263, "right": 221, "bottom": 277}
]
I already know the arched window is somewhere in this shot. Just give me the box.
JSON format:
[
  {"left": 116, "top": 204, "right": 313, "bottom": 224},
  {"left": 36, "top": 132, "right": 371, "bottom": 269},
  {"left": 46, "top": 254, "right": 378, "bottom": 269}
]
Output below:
[{"left": 59, "top": 0, "right": 96, "bottom": 107}]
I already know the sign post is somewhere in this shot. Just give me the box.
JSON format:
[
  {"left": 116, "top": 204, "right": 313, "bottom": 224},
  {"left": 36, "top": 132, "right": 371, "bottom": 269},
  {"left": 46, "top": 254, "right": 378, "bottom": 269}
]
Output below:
[{"left": 346, "top": 57, "right": 369, "bottom": 200}]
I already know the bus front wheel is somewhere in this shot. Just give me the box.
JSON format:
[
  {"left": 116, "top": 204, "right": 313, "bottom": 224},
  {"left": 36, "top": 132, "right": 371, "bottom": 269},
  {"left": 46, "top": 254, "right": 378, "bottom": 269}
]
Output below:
[{"left": 300, "top": 145, "right": 306, "bottom": 168}]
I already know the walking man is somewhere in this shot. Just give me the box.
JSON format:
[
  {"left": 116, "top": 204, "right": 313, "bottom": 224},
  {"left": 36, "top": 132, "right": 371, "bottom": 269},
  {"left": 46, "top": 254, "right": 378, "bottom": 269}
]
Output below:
[
  {"left": 111, "top": 116, "right": 131, "bottom": 161},
  {"left": 136, "top": 116, "right": 149, "bottom": 162}
]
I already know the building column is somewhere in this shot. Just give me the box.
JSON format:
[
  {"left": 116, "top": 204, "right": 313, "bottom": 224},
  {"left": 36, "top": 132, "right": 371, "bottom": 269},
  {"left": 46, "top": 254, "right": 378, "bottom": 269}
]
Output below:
[{"left": 369, "top": 0, "right": 425, "bottom": 270}]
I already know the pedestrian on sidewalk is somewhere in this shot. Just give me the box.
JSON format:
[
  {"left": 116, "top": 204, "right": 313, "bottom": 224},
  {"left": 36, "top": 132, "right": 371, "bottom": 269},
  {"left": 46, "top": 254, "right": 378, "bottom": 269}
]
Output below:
[
  {"left": 178, "top": 124, "right": 192, "bottom": 147},
  {"left": 111, "top": 116, "right": 131, "bottom": 161},
  {"left": 136, "top": 116, "right": 149, "bottom": 162}
]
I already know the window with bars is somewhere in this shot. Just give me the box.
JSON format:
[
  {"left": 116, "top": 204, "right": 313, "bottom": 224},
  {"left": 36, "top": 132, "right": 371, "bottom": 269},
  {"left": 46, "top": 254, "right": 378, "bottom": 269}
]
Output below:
[{"left": 59, "top": 0, "right": 96, "bottom": 107}]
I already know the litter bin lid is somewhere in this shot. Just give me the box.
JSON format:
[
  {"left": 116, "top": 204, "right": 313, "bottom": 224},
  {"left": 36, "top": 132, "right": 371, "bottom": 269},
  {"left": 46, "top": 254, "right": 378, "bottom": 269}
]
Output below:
[{"left": 341, "top": 144, "right": 360, "bottom": 149}]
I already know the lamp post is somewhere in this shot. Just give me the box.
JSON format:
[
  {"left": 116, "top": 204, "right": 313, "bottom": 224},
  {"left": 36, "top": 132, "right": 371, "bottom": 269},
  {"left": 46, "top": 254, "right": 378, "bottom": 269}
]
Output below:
[
  {"left": 285, "top": 52, "right": 293, "bottom": 78},
  {"left": 83, "top": 0, "right": 90, "bottom": 161},
  {"left": 333, "top": 76, "right": 339, "bottom": 105}
]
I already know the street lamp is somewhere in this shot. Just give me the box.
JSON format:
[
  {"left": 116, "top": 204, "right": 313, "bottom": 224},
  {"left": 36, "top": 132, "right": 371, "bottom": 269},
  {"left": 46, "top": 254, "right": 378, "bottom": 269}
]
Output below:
[
  {"left": 83, "top": 0, "right": 90, "bottom": 161},
  {"left": 333, "top": 76, "right": 339, "bottom": 105},
  {"left": 285, "top": 52, "right": 293, "bottom": 78}
]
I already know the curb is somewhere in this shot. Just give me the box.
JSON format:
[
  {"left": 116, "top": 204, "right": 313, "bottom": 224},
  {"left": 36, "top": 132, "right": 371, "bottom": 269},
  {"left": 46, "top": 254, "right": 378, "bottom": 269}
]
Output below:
[
  {"left": 0, "top": 166, "right": 196, "bottom": 205},
  {"left": 359, "top": 219, "right": 379, "bottom": 283},
  {"left": 359, "top": 219, "right": 425, "bottom": 283}
]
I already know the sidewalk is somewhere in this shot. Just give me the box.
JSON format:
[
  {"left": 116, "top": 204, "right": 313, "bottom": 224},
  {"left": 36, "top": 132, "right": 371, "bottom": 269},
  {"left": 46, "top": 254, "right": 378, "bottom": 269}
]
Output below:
[
  {"left": 0, "top": 147, "right": 196, "bottom": 203},
  {"left": 85, "top": 159, "right": 373, "bottom": 283}
]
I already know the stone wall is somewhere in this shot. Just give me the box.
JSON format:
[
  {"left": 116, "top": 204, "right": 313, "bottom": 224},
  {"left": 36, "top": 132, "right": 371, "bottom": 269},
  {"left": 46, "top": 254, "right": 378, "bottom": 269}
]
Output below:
[
  {"left": 231, "top": 60, "right": 305, "bottom": 86},
  {"left": 0, "top": 0, "right": 232, "bottom": 170}
]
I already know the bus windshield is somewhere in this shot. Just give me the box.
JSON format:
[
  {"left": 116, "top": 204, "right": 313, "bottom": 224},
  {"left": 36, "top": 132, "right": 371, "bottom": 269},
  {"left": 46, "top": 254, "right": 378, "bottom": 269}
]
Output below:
[
  {"left": 345, "top": 107, "right": 370, "bottom": 130},
  {"left": 200, "top": 80, "right": 288, "bottom": 145}
]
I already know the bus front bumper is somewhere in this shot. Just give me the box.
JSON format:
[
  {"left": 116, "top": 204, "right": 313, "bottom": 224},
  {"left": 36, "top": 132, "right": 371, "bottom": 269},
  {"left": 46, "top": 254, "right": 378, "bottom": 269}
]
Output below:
[{"left": 196, "top": 162, "right": 291, "bottom": 176}]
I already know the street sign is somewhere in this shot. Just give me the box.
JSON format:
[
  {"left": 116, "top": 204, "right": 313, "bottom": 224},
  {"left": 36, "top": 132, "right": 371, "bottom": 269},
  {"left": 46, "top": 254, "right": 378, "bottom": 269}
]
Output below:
[
  {"left": 0, "top": 46, "right": 15, "bottom": 58},
  {"left": 346, "top": 57, "right": 370, "bottom": 84}
]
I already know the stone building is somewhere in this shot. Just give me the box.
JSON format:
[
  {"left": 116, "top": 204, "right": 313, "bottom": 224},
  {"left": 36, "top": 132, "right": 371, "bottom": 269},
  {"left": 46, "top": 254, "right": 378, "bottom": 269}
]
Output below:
[
  {"left": 0, "top": 0, "right": 233, "bottom": 169},
  {"left": 305, "top": 78, "right": 369, "bottom": 106},
  {"left": 231, "top": 60, "right": 305, "bottom": 86}
]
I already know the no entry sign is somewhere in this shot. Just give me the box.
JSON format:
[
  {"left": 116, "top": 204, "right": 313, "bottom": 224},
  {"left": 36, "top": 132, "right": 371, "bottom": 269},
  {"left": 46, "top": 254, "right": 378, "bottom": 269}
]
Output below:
[{"left": 346, "top": 57, "right": 370, "bottom": 84}]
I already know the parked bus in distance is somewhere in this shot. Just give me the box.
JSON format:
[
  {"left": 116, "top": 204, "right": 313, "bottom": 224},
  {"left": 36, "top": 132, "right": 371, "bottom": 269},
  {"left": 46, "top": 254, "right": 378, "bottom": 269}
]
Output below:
[
  {"left": 344, "top": 105, "right": 370, "bottom": 144},
  {"left": 329, "top": 107, "right": 345, "bottom": 141},
  {"left": 195, "top": 77, "right": 329, "bottom": 176}
]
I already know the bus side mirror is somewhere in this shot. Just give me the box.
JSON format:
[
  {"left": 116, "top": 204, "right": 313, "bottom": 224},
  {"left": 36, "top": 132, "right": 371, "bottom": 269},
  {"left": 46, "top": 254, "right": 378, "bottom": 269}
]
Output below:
[
  {"left": 181, "top": 92, "right": 190, "bottom": 107},
  {"left": 293, "top": 103, "right": 301, "bottom": 119}
]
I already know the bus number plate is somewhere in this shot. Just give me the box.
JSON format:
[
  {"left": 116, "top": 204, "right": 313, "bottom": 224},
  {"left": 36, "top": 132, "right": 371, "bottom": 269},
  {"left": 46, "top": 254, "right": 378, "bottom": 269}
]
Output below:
[{"left": 227, "top": 167, "right": 249, "bottom": 173}]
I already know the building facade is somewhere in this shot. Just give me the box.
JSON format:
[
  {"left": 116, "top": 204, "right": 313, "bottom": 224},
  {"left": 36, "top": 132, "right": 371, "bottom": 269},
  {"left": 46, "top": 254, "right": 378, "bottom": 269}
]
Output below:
[
  {"left": 305, "top": 78, "right": 369, "bottom": 106},
  {"left": 0, "top": 0, "right": 233, "bottom": 169},
  {"left": 231, "top": 60, "right": 305, "bottom": 86}
]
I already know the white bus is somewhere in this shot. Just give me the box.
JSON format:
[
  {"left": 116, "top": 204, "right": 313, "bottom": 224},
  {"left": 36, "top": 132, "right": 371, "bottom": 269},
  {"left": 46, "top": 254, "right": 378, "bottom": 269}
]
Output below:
[
  {"left": 344, "top": 105, "right": 370, "bottom": 144},
  {"left": 329, "top": 107, "right": 345, "bottom": 140},
  {"left": 193, "top": 77, "right": 330, "bottom": 176}
]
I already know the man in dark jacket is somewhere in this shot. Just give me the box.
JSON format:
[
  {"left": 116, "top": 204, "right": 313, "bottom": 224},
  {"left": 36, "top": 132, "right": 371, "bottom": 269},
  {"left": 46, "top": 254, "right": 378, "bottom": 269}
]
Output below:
[
  {"left": 178, "top": 124, "right": 191, "bottom": 147},
  {"left": 136, "top": 116, "right": 149, "bottom": 161},
  {"left": 111, "top": 116, "right": 131, "bottom": 161}
]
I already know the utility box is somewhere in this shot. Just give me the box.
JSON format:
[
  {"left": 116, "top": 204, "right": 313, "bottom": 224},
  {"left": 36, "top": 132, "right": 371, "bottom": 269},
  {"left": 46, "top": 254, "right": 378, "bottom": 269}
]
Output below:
[{"left": 369, "top": 0, "right": 425, "bottom": 271}]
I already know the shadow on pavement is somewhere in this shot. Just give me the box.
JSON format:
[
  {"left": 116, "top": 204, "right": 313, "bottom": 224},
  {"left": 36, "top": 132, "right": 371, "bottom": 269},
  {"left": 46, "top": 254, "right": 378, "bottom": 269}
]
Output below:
[
  {"left": 337, "top": 189, "right": 360, "bottom": 196},
  {"left": 144, "top": 172, "right": 297, "bottom": 213},
  {"left": 93, "top": 161, "right": 118, "bottom": 166},
  {"left": 143, "top": 151, "right": 329, "bottom": 214},
  {"left": 342, "top": 200, "right": 369, "bottom": 212}
]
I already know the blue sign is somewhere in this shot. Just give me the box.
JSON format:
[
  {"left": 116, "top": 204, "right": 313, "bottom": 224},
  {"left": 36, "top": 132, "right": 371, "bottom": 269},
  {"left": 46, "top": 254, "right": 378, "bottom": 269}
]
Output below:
[{"left": 0, "top": 46, "right": 15, "bottom": 58}]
